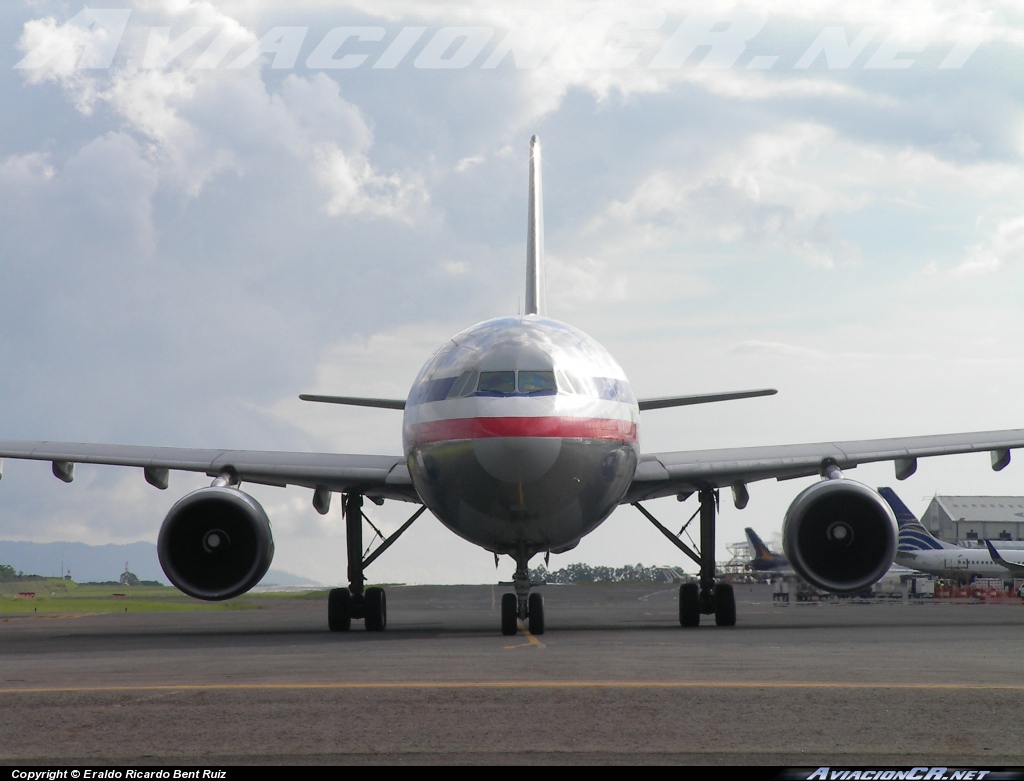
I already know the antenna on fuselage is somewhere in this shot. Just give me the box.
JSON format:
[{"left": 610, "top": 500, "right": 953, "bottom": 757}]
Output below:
[{"left": 525, "top": 135, "right": 545, "bottom": 316}]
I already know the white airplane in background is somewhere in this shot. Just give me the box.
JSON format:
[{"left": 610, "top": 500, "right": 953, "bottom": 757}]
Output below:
[
  {"left": 2, "top": 137, "right": 1024, "bottom": 636},
  {"left": 881, "top": 487, "right": 1024, "bottom": 581}
]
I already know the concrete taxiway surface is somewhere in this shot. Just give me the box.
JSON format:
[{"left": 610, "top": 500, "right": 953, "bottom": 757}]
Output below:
[{"left": 1, "top": 583, "right": 1023, "bottom": 764}]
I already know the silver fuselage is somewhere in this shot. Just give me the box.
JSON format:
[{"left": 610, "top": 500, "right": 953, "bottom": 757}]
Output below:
[{"left": 403, "top": 315, "right": 640, "bottom": 557}]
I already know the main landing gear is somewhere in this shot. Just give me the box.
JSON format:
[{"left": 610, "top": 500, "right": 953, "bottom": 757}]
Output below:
[
  {"left": 500, "top": 549, "right": 545, "bottom": 636},
  {"left": 634, "top": 487, "right": 737, "bottom": 628},
  {"left": 327, "top": 492, "right": 426, "bottom": 633}
]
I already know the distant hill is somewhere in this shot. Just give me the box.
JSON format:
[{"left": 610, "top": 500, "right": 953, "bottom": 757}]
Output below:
[{"left": 0, "top": 541, "right": 318, "bottom": 587}]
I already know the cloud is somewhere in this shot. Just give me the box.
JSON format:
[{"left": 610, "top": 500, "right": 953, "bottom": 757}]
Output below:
[
  {"left": 15, "top": 3, "right": 428, "bottom": 219},
  {"left": 546, "top": 254, "right": 628, "bottom": 311},
  {"left": 314, "top": 142, "right": 429, "bottom": 221},
  {"left": 953, "top": 215, "right": 1024, "bottom": 276},
  {"left": 593, "top": 123, "right": 859, "bottom": 268},
  {"left": 0, "top": 133, "right": 159, "bottom": 282},
  {"left": 260, "top": 322, "right": 454, "bottom": 455},
  {"left": 730, "top": 340, "right": 825, "bottom": 358},
  {"left": 455, "top": 155, "right": 484, "bottom": 172},
  {"left": 579, "top": 115, "right": 1024, "bottom": 283},
  {"left": 14, "top": 8, "right": 131, "bottom": 112}
]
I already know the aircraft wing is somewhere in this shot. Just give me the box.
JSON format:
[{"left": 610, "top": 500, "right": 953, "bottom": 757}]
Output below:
[
  {"left": 984, "top": 540, "right": 1024, "bottom": 575},
  {"left": 0, "top": 440, "right": 417, "bottom": 502},
  {"left": 625, "top": 428, "right": 1024, "bottom": 504}
]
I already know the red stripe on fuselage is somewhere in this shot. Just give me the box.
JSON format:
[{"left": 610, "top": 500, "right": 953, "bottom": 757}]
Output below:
[{"left": 407, "top": 416, "right": 637, "bottom": 445}]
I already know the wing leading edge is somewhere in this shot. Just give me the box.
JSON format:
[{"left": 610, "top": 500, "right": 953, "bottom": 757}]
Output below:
[
  {"left": 0, "top": 440, "right": 416, "bottom": 502},
  {"left": 626, "top": 428, "right": 1024, "bottom": 504}
]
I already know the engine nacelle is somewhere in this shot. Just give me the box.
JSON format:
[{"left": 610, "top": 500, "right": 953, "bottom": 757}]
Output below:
[
  {"left": 158, "top": 486, "right": 274, "bottom": 601},
  {"left": 782, "top": 478, "right": 897, "bottom": 594}
]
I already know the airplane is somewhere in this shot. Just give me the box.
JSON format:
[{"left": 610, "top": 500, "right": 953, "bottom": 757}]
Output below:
[
  {"left": 1, "top": 136, "right": 1024, "bottom": 636},
  {"left": 880, "top": 487, "right": 1024, "bottom": 581},
  {"left": 744, "top": 527, "right": 790, "bottom": 573}
]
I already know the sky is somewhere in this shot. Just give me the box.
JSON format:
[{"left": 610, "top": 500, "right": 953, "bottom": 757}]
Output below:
[{"left": 0, "top": 1, "right": 1022, "bottom": 586}]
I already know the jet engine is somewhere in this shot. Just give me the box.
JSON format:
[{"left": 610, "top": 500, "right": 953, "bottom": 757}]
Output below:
[
  {"left": 157, "top": 486, "right": 274, "bottom": 601},
  {"left": 782, "top": 477, "right": 897, "bottom": 594}
]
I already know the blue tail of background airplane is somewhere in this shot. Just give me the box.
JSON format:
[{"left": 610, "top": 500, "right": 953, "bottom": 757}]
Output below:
[
  {"left": 877, "top": 487, "right": 918, "bottom": 527},
  {"left": 745, "top": 527, "right": 774, "bottom": 560},
  {"left": 744, "top": 527, "right": 789, "bottom": 571},
  {"left": 878, "top": 487, "right": 955, "bottom": 552}
]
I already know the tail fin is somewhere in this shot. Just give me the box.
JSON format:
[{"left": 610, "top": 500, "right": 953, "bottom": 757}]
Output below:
[
  {"left": 878, "top": 487, "right": 957, "bottom": 552},
  {"left": 745, "top": 527, "right": 773, "bottom": 560},
  {"left": 525, "top": 135, "right": 545, "bottom": 316},
  {"left": 877, "top": 487, "right": 918, "bottom": 528}
]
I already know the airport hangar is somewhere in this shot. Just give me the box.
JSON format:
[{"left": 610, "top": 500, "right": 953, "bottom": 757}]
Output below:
[{"left": 919, "top": 495, "right": 1024, "bottom": 544}]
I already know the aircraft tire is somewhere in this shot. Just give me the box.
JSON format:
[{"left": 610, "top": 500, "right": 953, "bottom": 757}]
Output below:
[
  {"left": 501, "top": 593, "right": 518, "bottom": 636},
  {"left": 714, "top": 583, "right": 736, "bottom": 627},
  {"left": 328, "top": 588, "right": 352, "bottom": 632},
  {"left": 528, "top": 592, "right": 545, "bottom": 635},
  {"left": 679, "top": 583, "right": 700, "bottom": 627},
  {"left": 364, "top": 586, "right": 387, "bottom": 631}
]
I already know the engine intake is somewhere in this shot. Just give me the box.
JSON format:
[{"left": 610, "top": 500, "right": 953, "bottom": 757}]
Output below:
[
  {"left": 782, "top": 478, "right": 897, "bottom": 594},
  {"left": 158, "top": 486, "right": 274, "bottom": 601}
]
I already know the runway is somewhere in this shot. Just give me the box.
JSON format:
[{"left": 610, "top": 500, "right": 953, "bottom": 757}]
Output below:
[{"left": 2, "top": 583, "right": 1023, "bottom": 765}]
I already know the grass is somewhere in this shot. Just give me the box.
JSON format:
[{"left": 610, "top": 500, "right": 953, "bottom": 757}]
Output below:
[
  {"left": 254, "top": 589, "right": 329, "bottom": 600},
  {"left": 0, "top": 580, "right": 402, "bottom": 615},
  {"left": 0, "top": 578, "right": 258, "bottom": 614}
]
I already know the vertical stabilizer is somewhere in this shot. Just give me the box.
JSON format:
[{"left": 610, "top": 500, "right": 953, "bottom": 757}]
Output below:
[
  {"left": 745, "top": 528, "right": 772, "bottom": 559},
  {"left": 877, "top": 487, "right": 919, "bottom": 527},
  {"left": 525, "top": 135, "right": 545, "bottom": 316},
  {"left": 879, "top": 487, "right": 957, "bottom": 551}
]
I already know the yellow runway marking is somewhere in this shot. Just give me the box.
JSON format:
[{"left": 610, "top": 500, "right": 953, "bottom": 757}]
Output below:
[
  {"left": 2, "top": 681, "right": 1023, "bottom": 694},
  {"left": 519, "top": 622, "right": 544, "bottom": 647},
  {"left": 503, "top": 621, "right": 545, "bottom": 648}
]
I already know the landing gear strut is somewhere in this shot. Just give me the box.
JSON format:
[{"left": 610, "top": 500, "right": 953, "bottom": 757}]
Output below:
[
  {"left": 327, "top": 492, "right": 425, "bottom": 632},
  {"left": 500, "top": 549, "right": 545, "bottom": 636},
  {"left": 634, "top": 487, "right": 736, "bottom": 628}
]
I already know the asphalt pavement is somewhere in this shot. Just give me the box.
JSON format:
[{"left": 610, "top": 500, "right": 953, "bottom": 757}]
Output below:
[{"left": 1, "top": 583, "right": 1022, "bottom": 765}]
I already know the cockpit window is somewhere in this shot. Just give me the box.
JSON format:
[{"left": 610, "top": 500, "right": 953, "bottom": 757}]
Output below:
[
  {"left": 562, "top": 371, "right": 587, "bottom": 396},
  {"left": 593, "top": 377, "right": 635, "bottom": 403},
  {"left": 447, "top": 370, "right": 478, "bottom": 399},
  {"left": 478, "top": 371, "right": 516, "bottom": 394},
  {"left": 518, "top": 370, "right": 556, "bottom": 394}
]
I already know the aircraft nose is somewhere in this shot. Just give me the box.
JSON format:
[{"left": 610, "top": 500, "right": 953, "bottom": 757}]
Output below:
[{"left": 473, "top": 437, "right": 562, "bottom": 482}]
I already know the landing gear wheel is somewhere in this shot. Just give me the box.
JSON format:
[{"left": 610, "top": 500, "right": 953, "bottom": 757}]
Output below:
[
  {"left": 528, "top": 592, "right": 545, "bottom": 635},
  {"left": 328, "top": 588, "right": 352, "bottom": 632},
  {"left": 501, "top": 593, "right": 518, "bottom": 636},
  {"left": 679, "top": 582, "right": 700, "bottom": 628},
  {"left": 364, "top": 586, "right": 387, "bottom": 631},
  {"left": 714, "top": 582, "right": 736, "bottom": 627}
]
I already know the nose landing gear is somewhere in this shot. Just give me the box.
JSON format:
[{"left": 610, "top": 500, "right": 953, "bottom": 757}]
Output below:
[{"left": 500, "top": 551, "right": 545, "bottom": 635}]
